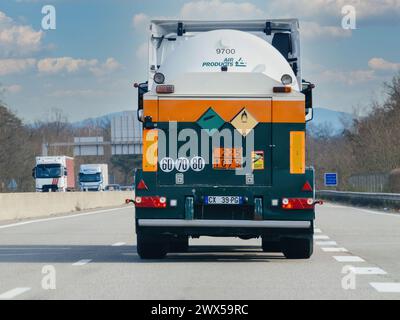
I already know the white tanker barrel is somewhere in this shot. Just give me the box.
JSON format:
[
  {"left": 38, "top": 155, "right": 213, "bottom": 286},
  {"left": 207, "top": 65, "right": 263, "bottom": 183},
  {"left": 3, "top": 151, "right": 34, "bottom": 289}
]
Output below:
[{"left": 154, "top": 29, "right": 299, "bottom": 93}]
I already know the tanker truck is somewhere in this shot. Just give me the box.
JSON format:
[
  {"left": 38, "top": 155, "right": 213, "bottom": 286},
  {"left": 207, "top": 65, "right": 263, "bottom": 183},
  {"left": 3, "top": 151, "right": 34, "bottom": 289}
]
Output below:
[{"left": 133, "top": 20, "right": 316, "bottom": 259}]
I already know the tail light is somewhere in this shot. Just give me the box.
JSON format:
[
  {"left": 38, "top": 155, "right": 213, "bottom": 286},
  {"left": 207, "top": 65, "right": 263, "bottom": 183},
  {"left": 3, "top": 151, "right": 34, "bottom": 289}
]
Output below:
[
  {"left": 156, "top": 85, "right": 174, "bottom": 94},
  {"left": 282, "top": 198, "right": 314, "bottom": 210},
  {"left": 135, "top": 196, "right": 167, "bottom": 208},
  {"left": 273, "top": 86, "right": 292, "bottom": 93}
]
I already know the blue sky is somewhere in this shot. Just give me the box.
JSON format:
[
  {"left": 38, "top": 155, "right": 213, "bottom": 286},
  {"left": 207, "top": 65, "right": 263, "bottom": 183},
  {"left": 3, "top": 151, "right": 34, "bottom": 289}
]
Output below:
[{"left": 0, "top": 0, "right": 399, "bottom": 122}]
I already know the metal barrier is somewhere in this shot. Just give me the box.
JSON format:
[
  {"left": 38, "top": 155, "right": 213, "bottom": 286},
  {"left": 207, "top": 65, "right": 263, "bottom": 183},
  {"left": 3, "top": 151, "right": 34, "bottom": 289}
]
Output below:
[{"left": 317, "top": 190, "right": 400, "bottom": 208}]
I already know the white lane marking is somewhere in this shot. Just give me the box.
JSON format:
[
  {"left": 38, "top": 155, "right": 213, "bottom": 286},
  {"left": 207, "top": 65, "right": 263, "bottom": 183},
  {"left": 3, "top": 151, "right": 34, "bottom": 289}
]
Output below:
[
  {"left": 333, "top": 256, "right": 365, "bottom": 262},
  {"left": 370, "top": 283, "right": 400, "bottom": 293},
  {"left": 0, "top": 207, "right": 131, "bottom": 230},
  {"left": 314, "top": 228, "right": 322, "bottom": 233},
  {"left": 72, "top": 259, "right": 92, "bottom": 266},
  {"left": 0, "top": 287, "right": 31, "bottom": 299},
  {"left": 316, "top": 241, "right": 337, "bottom": 246},
  {"left": 349, "top": 267, "right": 387, "bottom": 275},
  {"left": 322, "top": 247, "right": 348, "bottom": 252},
  {"left": 0, "top": 247, "right": 71, "bottom": 250},
  {"left": 314, "top": 235, "right": 330, "bottom": 240},
  {"left": 112, "top": 242, "right": 126, "bottom": 246}
]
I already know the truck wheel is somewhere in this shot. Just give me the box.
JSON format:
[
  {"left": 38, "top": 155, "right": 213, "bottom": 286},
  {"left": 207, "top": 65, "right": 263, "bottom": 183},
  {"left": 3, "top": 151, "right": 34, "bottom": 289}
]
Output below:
[
  {"left": 261, "top": 238, "right": 282, "bottom": 253},
  {"left": 136, "top": 232, "right": 167, "bottom": 259},
  {"left": 282, "top": 237, "right": 313, "bottom": 259},
  {"left": 169, "top": 236, "right": 189, "bottom": 253}
]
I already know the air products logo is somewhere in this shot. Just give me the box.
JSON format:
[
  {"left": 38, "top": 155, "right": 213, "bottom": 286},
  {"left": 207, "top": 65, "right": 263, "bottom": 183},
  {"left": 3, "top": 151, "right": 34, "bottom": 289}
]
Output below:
[{"left": 202, "top": 57, "right": 247, "bottom": 68}]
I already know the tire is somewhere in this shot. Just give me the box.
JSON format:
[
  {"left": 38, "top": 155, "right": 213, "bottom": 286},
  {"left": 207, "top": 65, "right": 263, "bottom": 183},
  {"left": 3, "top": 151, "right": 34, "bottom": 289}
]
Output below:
[
  {"left": 136, "top": 232, "right": 167, "bottom": 259},
  {"left": 282, "top": 237, "right": 313, "bottom": 259},
  {"left": 169, "top": 236, "right": 189, "bottom": 253},
  {"left": 261, "top": 238, "right": 282, "bottom": 253}
]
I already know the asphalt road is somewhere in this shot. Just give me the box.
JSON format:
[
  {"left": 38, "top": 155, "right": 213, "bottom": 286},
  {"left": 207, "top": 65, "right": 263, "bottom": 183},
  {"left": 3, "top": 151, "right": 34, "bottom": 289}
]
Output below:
[{"left": 0, "top": 204, "right": 400, "bottom": 300}]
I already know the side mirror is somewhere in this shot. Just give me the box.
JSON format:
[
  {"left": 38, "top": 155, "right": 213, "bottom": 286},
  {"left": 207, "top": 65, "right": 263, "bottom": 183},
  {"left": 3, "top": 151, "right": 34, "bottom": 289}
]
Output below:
[
  {"left": 32, "top": 167, "right": 36, "bottom": 179},
  {"left": 137, "top": 109, "right": 144, "bottom": 122},
  {"left": 64, "top": 170, "right": 68, "bottom": 176},
  {"left": 302, "top": 81, "right": 315, "bottom": 122},
  {"left": 135, "top": 81, "right": 148, "bottom": 123}
]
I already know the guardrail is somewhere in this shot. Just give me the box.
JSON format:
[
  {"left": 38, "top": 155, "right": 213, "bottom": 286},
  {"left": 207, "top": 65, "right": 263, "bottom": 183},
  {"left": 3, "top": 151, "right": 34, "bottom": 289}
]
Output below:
[{"left": 317, "top": 190, "right": 400, "bottom": 208}]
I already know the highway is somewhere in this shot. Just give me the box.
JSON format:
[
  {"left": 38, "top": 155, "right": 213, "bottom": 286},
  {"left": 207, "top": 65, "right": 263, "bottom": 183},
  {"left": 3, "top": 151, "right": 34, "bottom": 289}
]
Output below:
[{"left": 0, "top": 204, "right": 399, "bottom": 300}]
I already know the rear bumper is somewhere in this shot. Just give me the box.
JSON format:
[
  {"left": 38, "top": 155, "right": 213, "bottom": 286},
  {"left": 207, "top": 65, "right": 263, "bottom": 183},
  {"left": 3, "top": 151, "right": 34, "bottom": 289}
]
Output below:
[{"left": 138, "top": 219, "right": 311, "bottom": 229}]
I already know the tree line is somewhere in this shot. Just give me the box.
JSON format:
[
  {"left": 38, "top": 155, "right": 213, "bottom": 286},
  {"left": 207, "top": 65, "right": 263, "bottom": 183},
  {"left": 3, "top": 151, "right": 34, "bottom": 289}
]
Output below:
[
  {"left": 307, "top": 73, "right": 400, "bottom": 191},
  {"left": 0, "top": 97, "right": 140, "bottom": 192}
]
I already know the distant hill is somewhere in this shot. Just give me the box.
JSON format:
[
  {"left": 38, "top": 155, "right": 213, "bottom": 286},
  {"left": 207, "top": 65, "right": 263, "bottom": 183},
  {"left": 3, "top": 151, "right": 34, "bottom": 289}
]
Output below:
[
  {"left": 73, "top": 111, "right": 134, "bottom": 127},
  {"left": 310, "top": 108, "right": 353, "bottom": 135}
]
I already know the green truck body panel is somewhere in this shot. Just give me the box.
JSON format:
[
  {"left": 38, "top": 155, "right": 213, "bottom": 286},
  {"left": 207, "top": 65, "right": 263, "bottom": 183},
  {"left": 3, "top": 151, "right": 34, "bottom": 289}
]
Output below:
[{"left": 135, "top": 120, "right": 315, "bottom": 237}]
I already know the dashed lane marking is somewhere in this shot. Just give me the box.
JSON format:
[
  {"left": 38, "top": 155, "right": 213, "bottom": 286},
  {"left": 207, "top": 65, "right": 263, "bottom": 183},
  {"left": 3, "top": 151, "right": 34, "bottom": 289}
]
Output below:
[
  {"left": 0, "top": 287, "right": 31, "bottom": 299},
  {"left": 349, "top": 267, "right": 387, "bottom": 275},
  {"left": 370, "top": 283, "right": 400, "bottom": 293},
  {"left": 314, "top": 228, "right": 322, "bottom": 233},
  {"left": 333, "top": 256, "right": 365, "bottom": 262},
  {"left": 316, "top": 241, "right": 337, "bottom": 246},
  {"left": 321, "top": 247, "right": 348, "bottom": 252},
  {"left": 72, "top": 259, "right": 92, "bottom": 266},
  {"left": 314, "top": 235, "right": 330, "bottom": 240},
  {"left": 112, "top": 242, "right": 126, "bottom": 246}
]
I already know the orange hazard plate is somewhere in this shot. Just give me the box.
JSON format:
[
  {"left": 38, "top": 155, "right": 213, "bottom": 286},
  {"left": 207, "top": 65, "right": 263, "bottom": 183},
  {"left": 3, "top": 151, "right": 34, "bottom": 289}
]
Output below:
[{"left": 212, "top": 148, "right": 242, "bottom": 169}]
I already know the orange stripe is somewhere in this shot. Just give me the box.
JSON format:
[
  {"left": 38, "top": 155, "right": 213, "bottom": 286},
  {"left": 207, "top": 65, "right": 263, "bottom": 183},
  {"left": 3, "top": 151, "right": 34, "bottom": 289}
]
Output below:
[
  {"left": 144, "top": 100, "right": 158, "bottom": 121},
  {"left": 144, "top": 99, "right": 305, "bottom": 123},
  {"left": 273, "top": 101, "right": 305, "bottom": 123},
  {"left": 158, "top": 100, "right": 271, "bottom": 122}
]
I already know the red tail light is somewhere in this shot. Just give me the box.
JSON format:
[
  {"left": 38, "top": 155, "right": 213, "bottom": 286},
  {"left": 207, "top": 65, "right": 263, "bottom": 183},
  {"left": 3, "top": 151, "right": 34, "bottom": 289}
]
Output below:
[
  {"left": 282, "top": 198, "right": 314, "bottom": 210},
  {"left": 156, "top": 85, "right": 174, "bottom": 94},
  {"left": 302, "top": 181, "right": 313, "bottom": 192},
  {"left": 273, "top": 86, "right": 292, "bottom": 93},
  {"left": 135, "top": 196, "right": 167, "bottom": 208},
  {"left": 137, "top": 179, "right": 148, "bottom": 190}
]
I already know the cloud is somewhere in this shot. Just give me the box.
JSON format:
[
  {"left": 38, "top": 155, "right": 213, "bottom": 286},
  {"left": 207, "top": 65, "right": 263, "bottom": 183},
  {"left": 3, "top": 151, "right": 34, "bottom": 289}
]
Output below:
[
  {"left": 2, "top": 84, "right": 22, "bottom": 94},
  {"left": 180, "top": 0, "right": 264, "bottom": 20},
  {"left": 136, "top": 42, "right": 148, "bottom": 61},
  {"left": 320, "top": 69, "right": 376, "bottom": 85},
  {"left": 132, "top": 13, "right": 150, "bottom": 31},
  {"left": 0, "top": 58, "right": 36, "bottom": 75},
  {"left": 48, "top": 89, "right": 110, "bottom": 98},
  {"left": 37, "top": 57, "right": 120, "bottom": 76},
  {"left": 301, "top": 21, "right": 352, "bottom": 40},
  {"left": 90, "top": 57, "right": 121, "bottom": 76},
  {"left": 0, "top": 11, "right": 44, "bottom": 57},
  {"left": 267, "top": 0, "right": 400, "bottom": 24},
  {"left": 368, "top": 58, "right": 400, "bottom": 72}
]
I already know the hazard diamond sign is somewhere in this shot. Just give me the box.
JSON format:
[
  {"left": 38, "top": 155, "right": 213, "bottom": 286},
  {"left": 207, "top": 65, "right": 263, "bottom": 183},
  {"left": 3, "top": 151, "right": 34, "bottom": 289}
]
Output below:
[{"left": 230, "top": 109, "right": 258, "bottom": 136}]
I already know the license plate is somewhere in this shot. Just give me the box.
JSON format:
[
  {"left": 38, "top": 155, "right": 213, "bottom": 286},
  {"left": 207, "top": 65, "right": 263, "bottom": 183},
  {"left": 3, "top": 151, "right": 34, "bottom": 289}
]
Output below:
[{"left": 205, "top": 196, "right": 243, "bottom": 205}]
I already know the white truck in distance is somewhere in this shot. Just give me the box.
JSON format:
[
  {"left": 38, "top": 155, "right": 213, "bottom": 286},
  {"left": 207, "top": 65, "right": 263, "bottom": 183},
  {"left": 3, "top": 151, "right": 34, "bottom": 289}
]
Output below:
[
  {"left": 79, "top": 164, "right": 109, "bottom": 191},
  {"left": 33, "top": 156, "right": 75, "bottom": 192}
]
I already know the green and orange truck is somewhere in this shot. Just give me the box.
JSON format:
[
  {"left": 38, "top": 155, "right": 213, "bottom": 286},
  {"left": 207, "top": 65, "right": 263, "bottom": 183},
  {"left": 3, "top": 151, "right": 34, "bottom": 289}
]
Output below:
[{"left": 133, "top": 20, "right": 317, "bottom": 259}]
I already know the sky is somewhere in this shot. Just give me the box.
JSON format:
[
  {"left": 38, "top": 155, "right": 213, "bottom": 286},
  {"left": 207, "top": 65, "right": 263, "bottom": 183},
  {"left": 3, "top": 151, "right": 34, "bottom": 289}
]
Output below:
[{"left": 0, "top": 0, "right": 399, "bottom": 123}]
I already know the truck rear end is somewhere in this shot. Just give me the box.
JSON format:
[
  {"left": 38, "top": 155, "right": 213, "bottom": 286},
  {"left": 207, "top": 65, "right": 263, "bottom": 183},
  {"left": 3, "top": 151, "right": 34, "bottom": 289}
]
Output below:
[{"left": 134, "top": 20, "right": 316, "bottom": 259}]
